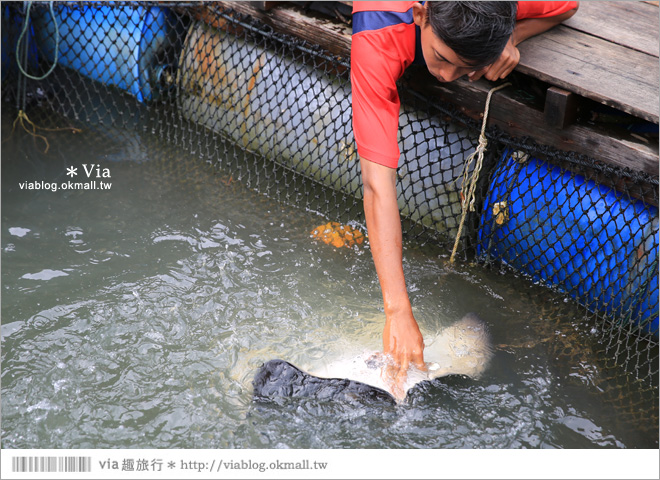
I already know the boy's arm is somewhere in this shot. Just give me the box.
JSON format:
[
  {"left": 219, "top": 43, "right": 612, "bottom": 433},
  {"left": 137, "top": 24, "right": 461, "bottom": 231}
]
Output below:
[
  {"left": 351, "top": 22, "right": 424, "bottom": 378},
  {"left": 360, "top": 158, "right": 425, "bottom": 378},
  {"left": 469, "top": 2, "right": 579, "bottom": 81}
]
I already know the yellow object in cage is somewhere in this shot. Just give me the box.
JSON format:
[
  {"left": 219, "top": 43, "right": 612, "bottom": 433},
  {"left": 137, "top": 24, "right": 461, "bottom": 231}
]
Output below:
[{"left": 310, "top": 222, "right": 365, "bottom": 248}]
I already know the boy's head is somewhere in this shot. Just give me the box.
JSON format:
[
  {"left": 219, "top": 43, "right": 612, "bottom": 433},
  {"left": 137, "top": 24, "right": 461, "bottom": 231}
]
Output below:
[{"left": 413, "top": 1, "right": 517, "bottom": 82}]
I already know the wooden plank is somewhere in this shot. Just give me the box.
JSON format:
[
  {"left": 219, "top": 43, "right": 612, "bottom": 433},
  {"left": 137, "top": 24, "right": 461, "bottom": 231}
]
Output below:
[
  {"left": 214, "top": 1, "right": 352, "bottom": 58},
  {"left": 544, "top": 86, "right": 579, "bottom": 129},
  {"left": 517, "top": 25, "right": 659, "bottom": 123},
  {"left": 408, "top": 73, "right": 659, "bottom": 177},
  {"left": 563, "top": 1, "right": 659, "bottom": 57},
  {"left": 251, "top": 2, "right": 282, "bottom": 11},
  {"left": 290, "top": 1, "right": 354, "bottom": 23}
]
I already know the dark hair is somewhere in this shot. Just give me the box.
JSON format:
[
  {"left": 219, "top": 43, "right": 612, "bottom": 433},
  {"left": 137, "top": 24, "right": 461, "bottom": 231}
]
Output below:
[{"left": 426, "top": 1, "right": 517, "bottom": 67}]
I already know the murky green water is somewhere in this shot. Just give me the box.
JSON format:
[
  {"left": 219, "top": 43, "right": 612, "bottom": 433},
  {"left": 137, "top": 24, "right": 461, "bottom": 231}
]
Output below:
[{"left": 2, "top": 109, "right": 657, "bottom": 449}]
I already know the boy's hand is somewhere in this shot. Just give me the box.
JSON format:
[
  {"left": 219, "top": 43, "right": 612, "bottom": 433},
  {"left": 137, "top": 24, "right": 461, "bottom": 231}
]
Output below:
[
  {"left": 382, "top": 310, "right": 425, "bottom": 398},
  {"left": 468, "top": 38, "right": 520, "bottom": 82},
  {"left": 468, "top": 5, "right": 580, "bottom": 83}
]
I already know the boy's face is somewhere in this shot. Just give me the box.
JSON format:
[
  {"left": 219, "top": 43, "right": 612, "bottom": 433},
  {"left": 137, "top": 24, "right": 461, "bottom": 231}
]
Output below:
[{"left": 412, "top": 2, "right": 485, "bottom": 83}]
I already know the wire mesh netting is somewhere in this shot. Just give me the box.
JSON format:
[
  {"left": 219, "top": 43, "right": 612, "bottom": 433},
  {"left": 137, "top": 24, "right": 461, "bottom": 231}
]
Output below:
[{"left": 2, "top": 0, "right": 658, "bottom": 430}]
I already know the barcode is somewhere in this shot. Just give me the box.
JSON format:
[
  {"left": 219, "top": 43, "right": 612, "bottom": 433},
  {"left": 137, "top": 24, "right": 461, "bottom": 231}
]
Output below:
[{"left": 12, "top": 456, "right": 92, "bottom": 473}]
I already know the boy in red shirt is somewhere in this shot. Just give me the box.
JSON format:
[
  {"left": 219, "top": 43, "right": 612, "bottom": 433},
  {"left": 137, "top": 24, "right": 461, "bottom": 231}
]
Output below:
[{"left": 351, "top": 1, "right": 578, "bottom": 394}]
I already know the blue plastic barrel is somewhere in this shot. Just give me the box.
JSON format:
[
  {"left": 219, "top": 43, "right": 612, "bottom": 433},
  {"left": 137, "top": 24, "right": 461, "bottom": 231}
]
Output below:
[
  {"left": 31, "top": 4, "right": 174, "bottom": 102},
  {"left": 479, "top": 150, "right": 658, "bottom": 336}
]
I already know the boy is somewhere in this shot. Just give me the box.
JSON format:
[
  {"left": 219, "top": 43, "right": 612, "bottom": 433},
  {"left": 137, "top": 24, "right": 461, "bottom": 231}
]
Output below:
[{"left": 351, "top": 1, "right": 578, "bottom": 390}]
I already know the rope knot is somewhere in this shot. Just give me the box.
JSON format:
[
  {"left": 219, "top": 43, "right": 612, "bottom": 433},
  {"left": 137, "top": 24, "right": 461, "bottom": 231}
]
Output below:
[{"left": 477, "top": 133, "right": 488, "bottom": 151}]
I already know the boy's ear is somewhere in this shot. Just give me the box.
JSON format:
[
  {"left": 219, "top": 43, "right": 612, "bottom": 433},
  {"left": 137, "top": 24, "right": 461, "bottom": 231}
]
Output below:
[{"left": 412, "top": 2, "right": 427, "bottom": 27}]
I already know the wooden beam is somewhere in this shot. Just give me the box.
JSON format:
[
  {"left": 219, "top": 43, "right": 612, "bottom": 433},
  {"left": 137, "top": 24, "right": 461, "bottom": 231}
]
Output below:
[
  {"left": 544, "top": 86, "right": 579, "bottom": 129},
  {"left": 408, "top": 72, "right": 659, "bottom": 178},
  {"left": 251, "top": 2, "right": 281, "bottom": 11},
  {"left": 214, "top": 1, "right": 352, "bottom": 58}
]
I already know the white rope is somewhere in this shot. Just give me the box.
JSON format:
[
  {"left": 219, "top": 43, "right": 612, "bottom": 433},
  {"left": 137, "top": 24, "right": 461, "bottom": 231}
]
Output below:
[{"left": 450, "top": 82, "right": 510, "bottom": 264}]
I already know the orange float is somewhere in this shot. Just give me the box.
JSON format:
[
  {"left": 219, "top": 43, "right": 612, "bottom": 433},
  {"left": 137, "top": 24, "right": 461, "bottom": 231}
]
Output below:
[{"left": 310, "top": 222, "right": 365, "bottom": 248}]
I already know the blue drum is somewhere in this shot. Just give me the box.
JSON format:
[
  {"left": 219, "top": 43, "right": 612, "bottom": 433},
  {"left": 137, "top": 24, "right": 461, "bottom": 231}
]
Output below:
[{"left": 479, "top": 150, "right": 658, "bottom": 336}]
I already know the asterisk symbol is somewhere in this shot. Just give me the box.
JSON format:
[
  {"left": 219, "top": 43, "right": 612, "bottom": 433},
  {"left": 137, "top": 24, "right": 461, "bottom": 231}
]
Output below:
[
  {"left": 167, "top": 461, "right": 176, "bottom": 469},
  {"left": 67, "top": 166, "right": 77, "bottom": 177}
]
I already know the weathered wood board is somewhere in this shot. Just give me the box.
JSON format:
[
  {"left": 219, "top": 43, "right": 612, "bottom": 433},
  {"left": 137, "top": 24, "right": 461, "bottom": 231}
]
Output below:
[
  {"left": 563, "top": 1, "right": 659, "bottom": 56},
  {"left": 212, "top": 1, "right": 352, "bottom": 57},
  {"left": 410, "top": 73, "right": 659, "bottom": 177},
  {"left": 518, "top": 26, "right": 659, "bottom": 124}
]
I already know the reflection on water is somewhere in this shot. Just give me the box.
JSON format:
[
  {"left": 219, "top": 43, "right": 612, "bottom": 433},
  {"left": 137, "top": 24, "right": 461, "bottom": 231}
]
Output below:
[{"left": 1, "top": 109, "right": 657, "bottom": 449}]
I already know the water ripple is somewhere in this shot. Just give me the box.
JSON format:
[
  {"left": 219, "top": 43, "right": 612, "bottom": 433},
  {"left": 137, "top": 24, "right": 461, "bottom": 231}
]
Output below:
[{"left": 2, "top": 118, "right": 654, "bottom": 448}]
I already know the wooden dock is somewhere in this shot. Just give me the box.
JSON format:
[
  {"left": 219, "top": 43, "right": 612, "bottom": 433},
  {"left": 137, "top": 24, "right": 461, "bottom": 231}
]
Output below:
[{"left": 209, "top": 1, "right": 659, "bottom": 177}]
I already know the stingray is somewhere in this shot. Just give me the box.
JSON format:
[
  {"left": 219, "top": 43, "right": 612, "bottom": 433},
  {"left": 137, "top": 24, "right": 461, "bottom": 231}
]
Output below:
[{"left": 253, "top": 312, "right": 493, "bottom": 404}]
